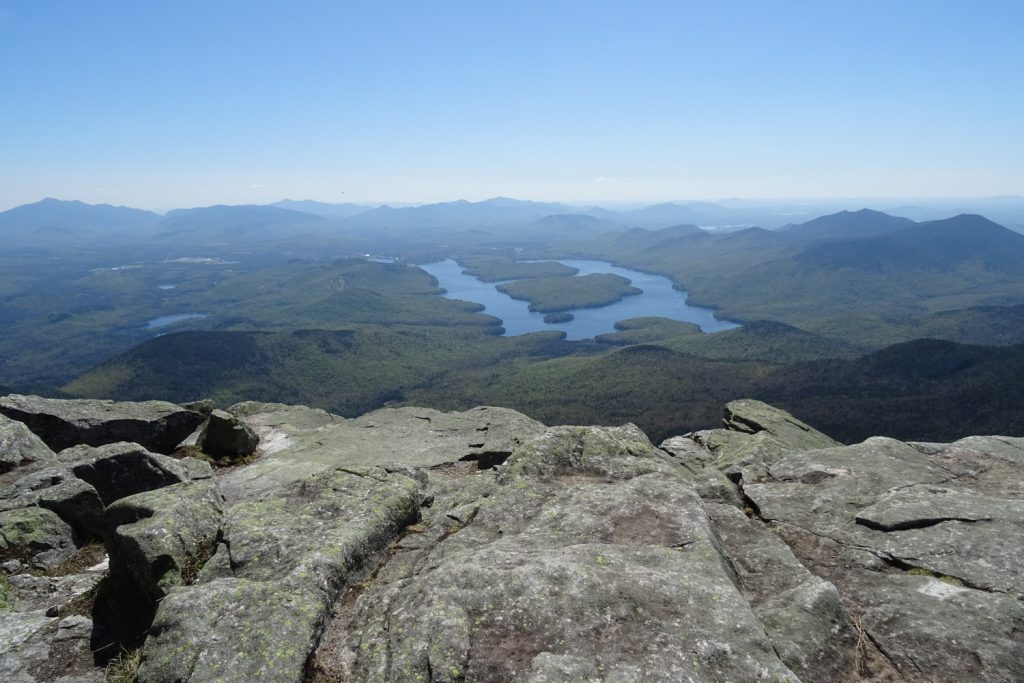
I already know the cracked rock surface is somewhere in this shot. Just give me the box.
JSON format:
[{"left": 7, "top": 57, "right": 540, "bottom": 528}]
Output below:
[
  {"left": 2, "top": 395, "right": 1022, "bottom": 681},
  {"left": 0, "top": 394, "right": 203, "bottom": 454},
  {"left": 714, "top": 405, "right": 1024, "bottom": 682}
]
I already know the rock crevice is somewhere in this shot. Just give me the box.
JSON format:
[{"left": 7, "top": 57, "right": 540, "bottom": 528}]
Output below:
[{"left": 1, "top": 394, "right": 1022, "bottom": 682}]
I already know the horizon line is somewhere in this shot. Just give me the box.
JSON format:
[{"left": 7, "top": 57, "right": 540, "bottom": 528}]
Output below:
[{"left": 4, "top": 193, "right": 1024, "bottom": 214}]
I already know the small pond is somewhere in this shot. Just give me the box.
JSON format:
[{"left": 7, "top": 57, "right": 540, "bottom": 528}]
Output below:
[{"left": 146, "top": 313, "right": 209, "bottom": 329}]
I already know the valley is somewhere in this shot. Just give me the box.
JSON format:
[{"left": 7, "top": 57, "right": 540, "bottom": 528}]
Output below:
[
  {"left": 2, "top": 198, "right": 1024, "bottom": 445},
  {"left": 5, "top": 7, "right": 1022, "bottom": 682}
]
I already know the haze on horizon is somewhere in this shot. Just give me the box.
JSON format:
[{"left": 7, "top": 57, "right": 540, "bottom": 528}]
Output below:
[{"left": 1, "top": 1, "right": 1021, "bottom": 211}]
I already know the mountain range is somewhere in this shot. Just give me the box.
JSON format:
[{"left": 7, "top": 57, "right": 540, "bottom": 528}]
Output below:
[{"left": 4, "top": 196, "right": 1024, "bottom": 247}]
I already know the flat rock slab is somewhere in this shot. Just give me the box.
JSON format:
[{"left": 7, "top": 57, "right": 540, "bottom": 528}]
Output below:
[
  {"left": 910, "top": 435, "right": 1024, "bottom": 498},
  {"left": 733, "top": 433, "right": 1024, "bottom": 681},
  {"left": 0, "top": 395, "right": 202, "bottom": 454},
  {"left": 704, "top": 502, "right": 858, "bottom": 680},
  {"left": 313, "top": 425, "right": 799, "bottom": 682},
  {"left": 220, "top": 405, "right": 544, "bottom": 503},
  {"left": 841, "top": 569, "right": 1024, "bottom": 682},
  {"left": 138, "top": 466, "right": 420, "bottom": 683}
]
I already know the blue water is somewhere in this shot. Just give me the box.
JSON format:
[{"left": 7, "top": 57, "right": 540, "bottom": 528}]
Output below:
[
  {"left": 420, "top": 259, "right": 739, "bottom": 340},
  {"left": 146, "top": 313, "right": 208, "bottom": 329}
]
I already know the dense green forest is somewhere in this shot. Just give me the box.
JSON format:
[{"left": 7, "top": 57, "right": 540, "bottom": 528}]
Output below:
[
  {"left": 4, "top": 201, "right": 1024, "bottom": 443},
  {"left": 458, "top": 256, "right": 578, "bottom": 281},
  {"left": 546, "top": 214, "right": 1024, "bottom": 348},
  {"left": 496, "top": 273, "right": 642, "bottom": 312}
]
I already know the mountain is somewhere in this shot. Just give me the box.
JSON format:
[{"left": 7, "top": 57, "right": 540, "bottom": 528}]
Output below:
[
  {"left": 867, "top": 196, "right": 1024, "bottom": 233},
  {"left": 337, "top": 197, "right": 583, "bottom": 236},
  {"left": 585, "top": 224, "right": 709, "bottom": 253},
  {"left": 0, "top": 198, "right": 161, "bottom": 243},
  {"left": 758, "top": 338, "right": 1024, "bottom": 442},
  {"left": 562, "top": 209, "right": 1024, "bottom": 348},
  {"left": 892, "top": 214, "right": 1024, "bottom": 266},
  {"left": 713, "top": 226, "right": 796, "bottom": 248},
  {"left": 663, "top": 320, "right": 864, "bottom": 362},
  {"left": 620, "top": 202, "right": 725, "bottom": 229},
  {"left": 796, "top": 214, "right": 1024, "bottom": 272},
  {"left": 620, "top": 200, "right": 817, "bottom": 230},
  {"left": 157, "top": 204, "right": 327, "bottom": 240},
  {"left": 525, "top": 213, "right": 626, "bottom": 239},
  {"left": 270, "top": 199, "right": 372, "bottom": 218},
  {"left": 784, "top": 208, "right": 916, "bottom": 239},
  {"left": 909, "top": 304, "right": 1024, "bottom": 346}
]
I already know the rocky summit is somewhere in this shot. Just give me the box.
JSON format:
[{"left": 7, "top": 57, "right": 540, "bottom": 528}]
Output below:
[{"left": 0, "top": 395, "right": 1022, "bottom": 682}]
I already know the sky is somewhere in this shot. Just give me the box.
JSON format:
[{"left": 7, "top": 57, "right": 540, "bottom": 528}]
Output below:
[{"left": 1, "top": 1, "right": 1022, "bottom": 210}]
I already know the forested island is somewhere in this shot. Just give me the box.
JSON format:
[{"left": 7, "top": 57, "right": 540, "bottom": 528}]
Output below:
[{"left": 496, "top": 273, "right": 642, "bottom": 312}]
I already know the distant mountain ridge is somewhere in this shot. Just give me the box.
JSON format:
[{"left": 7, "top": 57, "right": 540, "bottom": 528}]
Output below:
[
  {"left": 157, "top": 204, "right": 326, "bottom": 237},
  {"left": 4, "top": 196, "right": 1024, "bottom": 245},
  {"left": 0, "top": 198, "right": 161, "bottom": 242},
  {"left": 271, "top": 199, "right": 372, "bottom": 218},
  {"left": 796, "top": 213, "right": 1024, "bottom": 271},
  {"left": 335, "top": 197, "right": 584, "bottom": 234},
  {"left": 783, "top": 208, "right": 916, "bottom": 238}
]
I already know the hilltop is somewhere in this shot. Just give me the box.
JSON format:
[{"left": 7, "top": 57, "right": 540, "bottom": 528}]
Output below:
[{"left": 1, "top": 394, "right": 1021, "bottom": 681}]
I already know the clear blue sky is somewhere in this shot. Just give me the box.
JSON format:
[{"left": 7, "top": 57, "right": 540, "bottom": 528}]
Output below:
[{"left": 1, "top": 1, "right": 1022, "bottom": 210}]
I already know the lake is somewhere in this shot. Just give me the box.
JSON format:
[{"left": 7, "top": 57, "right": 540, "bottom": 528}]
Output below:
[
  {"left": 147, "top": 313, "right": 209, "bottom": 329},
  {"left": 420, "top": 259, "right": 740, "bottom": 340}
]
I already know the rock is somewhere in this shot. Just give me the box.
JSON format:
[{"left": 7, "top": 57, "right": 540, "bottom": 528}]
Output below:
[
  {"left": 141, "top": 578, "right": 324, "bottom": 683},
  {"left": 731, "top": 434, "right": 1024, "bottom": 681},
  {"left": 839, "top": 570, "right": 1024, "bottom": 681},
  {"left": 0, "top": 442, "right": 195, "bottom": 541},
  {"left": 690, "top": 399, "right": 842, "bottom": 470},
  {"left": 54, "top": 615, "right": 92, "bottom": 642},
  {"left": 0, "top": 576, "right": 11, "bottom": 610},
  {"left": 0, "top": 414, "right": 55, "bottom": 474},
  {"left": 106, "top": 479, "right": 223, "bottom": 600},
  {"left": 179, "top": 399, "right": 216, "bottom": 416},
  {"left": 219, "top": 405, "right": 544, "bottom": 503},
  {"left": 854, "top": 483, "right": 1024, "bottom": 531},
  {"left": 226, "top": 401, "right": 341, "bottom": 428},
  {"left": 705, "top": 502, "right": 859, "bottom": 680},
  {"left": 658, "top": 433, "right": 715, "bottom": 473},
  {"left": 0, "top": 507, "right": 76, "bottom": 569},
  {"left": 740, "top": 437, "right": 950, "bottom": 535},
  {"left": 0, "top": 394, "right": 203, "bottom": 454},
  {"left": 1, "top": 393, "right": 1018, "bottom": 683},
  {"left": 176, "top": 456, "right": 214, "bottom": 480},
  {"left": 138, "top": 466, "right": 420, "bottom": 683},
  {"left": 0, "top": 467, "right": 106, "bottom": 539},
  {"left": 0, "top": 609, "right": 55, "bottom": 660},
  {"left": 196, "top": 409, "right": 259, "bottom": 458},
  {"left": 36, "top": 477, "right": 106, "bottom": 538},
  {"left": 6, "top": 568, "right": 104, "bottom": 616},
  {"left": 58, "top": 443, "right": 189, "bottom": 506},
  {"left": 498, "top": 422, "right": 677, "bottom": 480},
  {"left": 349, "top": 405, "right": 546, "bottom": 470},
  {"left": 0, "top": 561, "right": 105, "bottom": 682},
  {"left": 312, "top": 425, "right": 798, "bottom": 682}
]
